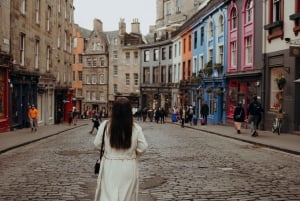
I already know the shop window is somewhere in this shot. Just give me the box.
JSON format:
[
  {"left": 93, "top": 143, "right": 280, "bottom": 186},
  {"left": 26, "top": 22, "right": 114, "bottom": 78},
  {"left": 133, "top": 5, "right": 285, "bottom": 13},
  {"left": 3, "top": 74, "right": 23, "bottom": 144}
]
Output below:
[{"left": 270, "top": 67, "right": 285, "bottom": 110}]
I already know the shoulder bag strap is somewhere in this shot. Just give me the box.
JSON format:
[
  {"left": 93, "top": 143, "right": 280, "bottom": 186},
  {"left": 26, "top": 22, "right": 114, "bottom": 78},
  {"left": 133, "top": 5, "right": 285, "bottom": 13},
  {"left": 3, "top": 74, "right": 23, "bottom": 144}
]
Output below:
[{"left": 99, "top": 123, "right": 107, "bottom": 160}]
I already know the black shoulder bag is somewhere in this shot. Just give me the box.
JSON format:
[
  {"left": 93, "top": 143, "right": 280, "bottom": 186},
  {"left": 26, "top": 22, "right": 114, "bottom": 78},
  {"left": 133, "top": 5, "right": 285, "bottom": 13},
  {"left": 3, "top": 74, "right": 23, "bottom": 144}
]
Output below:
[{"left": 94, "top": 123, "right": 107, "bottom": 174}]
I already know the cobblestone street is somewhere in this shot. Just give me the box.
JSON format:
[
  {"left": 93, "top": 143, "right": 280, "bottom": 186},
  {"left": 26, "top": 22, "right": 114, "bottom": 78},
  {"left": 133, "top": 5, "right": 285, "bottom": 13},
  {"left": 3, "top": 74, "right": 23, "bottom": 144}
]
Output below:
[{"left": 1, "top": 122, "right": 300, "bottom": 200}]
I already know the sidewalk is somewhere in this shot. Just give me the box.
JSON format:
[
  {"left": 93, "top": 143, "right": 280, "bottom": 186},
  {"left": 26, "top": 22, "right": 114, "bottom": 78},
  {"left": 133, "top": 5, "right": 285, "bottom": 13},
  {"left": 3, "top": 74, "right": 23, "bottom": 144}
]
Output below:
[
  {"left": 0, "top": 120, "right": 89, "bottom": 154},
  {"left": 1, "top": 118, "right": 300, "bottom": 156},
  {"left": 170, "top": 120, "right": 300, "bottom": 156}
]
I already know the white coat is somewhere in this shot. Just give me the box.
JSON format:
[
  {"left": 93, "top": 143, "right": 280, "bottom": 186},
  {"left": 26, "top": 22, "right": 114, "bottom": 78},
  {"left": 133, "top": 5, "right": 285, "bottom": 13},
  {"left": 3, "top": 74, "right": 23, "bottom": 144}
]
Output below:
[{"left": 94, "top": 120, "right": 148, "bottom": 201}]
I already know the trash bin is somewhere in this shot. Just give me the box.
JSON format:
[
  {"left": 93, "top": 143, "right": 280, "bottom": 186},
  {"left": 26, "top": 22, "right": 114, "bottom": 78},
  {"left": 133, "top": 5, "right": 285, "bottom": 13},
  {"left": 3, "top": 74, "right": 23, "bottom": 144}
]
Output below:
[{"left": 171, "top": 113, "right": 177, "bottom": 122}]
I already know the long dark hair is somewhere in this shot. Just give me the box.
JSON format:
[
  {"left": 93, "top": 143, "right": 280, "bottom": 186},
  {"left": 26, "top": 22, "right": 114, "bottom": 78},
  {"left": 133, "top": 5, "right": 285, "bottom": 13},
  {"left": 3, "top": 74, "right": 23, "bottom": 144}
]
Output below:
[{"left": 109, "top": 97, "right": 133, "bottom": 149}]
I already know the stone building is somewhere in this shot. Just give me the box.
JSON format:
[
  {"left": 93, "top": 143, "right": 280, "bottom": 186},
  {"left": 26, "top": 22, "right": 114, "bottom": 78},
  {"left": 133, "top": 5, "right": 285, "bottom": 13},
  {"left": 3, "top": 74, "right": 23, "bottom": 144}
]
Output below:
[
  {"left": 9, "top": 0, "right": 74, "bottom": 128},
  {"left": 106, "top": 18, "right": 145, "bottom": 112},
  {"left": 81, "top": 19, "right": 109, "bottom": 116}
]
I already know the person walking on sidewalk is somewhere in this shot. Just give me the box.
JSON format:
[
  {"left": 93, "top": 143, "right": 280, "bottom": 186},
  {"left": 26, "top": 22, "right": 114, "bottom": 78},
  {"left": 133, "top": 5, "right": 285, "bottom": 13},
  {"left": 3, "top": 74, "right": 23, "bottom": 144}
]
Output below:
[
  {"left": 247, "top": 96, "right": 264, "bottom": 137},
  {"left": 179, "top": 105, "right": 187, "bottom": 128},
  {"left": 28, "top": 104, "right": 38, "bottom": 132},
  {"left": 94, "top": 97, "right": 148, "bottom": 201},
  {"left": 200, "top": 103, "right": 209, "bottom": 125},
  {"left": 233, "top": 102, "right": 245, "bottom": 134}
]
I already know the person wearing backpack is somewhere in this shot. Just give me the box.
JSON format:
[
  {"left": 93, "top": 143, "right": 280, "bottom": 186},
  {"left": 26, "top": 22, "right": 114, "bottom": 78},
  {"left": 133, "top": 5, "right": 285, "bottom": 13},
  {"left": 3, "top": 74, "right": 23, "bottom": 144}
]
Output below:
[{"left": 247, "top": 96, "right": 264, "bottom": 137}]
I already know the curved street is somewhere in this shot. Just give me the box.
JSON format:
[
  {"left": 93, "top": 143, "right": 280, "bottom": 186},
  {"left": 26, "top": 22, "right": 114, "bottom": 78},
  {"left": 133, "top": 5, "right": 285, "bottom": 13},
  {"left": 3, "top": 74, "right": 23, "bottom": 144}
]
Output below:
[{"left": 0, "top": 121, "right": 300, "bottom": 201}]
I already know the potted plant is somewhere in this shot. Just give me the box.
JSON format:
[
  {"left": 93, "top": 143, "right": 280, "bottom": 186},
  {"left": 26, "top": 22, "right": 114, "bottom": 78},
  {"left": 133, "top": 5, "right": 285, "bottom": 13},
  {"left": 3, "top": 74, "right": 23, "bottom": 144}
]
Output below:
[
  {"left": 275, "top": 74, "right": 286, "bottom": 90},
  {"left": 205, "top": 86, "right": 213, "bottom": 93},
  {"left": 215, "top": 87, "right": 223, "bottom": 96},
  {"left": 215, "top": 63, "right": 223, "bottom": 73},
  {"left": 204, "top": 61, "right": 213, "bottom": 76}
]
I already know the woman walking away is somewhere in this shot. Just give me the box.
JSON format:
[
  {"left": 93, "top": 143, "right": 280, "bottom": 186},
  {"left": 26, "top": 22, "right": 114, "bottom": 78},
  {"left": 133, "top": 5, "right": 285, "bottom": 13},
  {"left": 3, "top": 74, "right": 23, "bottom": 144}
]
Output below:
[
  {"left": 94, "top": 97, "right": 148, "bottom": 201},
  {"left": 233, "top": 102, "right": 245, "bottom": 134}
]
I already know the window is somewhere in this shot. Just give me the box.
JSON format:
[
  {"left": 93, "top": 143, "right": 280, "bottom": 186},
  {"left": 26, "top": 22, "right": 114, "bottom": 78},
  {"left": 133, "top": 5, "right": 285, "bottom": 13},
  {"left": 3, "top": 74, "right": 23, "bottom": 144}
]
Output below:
[
  {"left": 92, "top": 92, "right": 96, "bottom": 100},
  {"left": 125, "top": 73, "right": 130, "bottom": 86},
  {"left": 208, "top": 93, "right": 214, "bottom": 115},
  {"left": 86, "top": 75, "right": 91, "bottom": 84},
  {"left": 231, "top": 41, "right": 237, "bottom": 67},
  {"left": 73, "top": 71, "right": 76, "bottom": 81},
  {"left": 176, "top": 0, "right": 182, "bottom": 13},
  {"left": 134, "top": 73, "right": 138, "bottom": 86},
  {"left": 246, "top": 0, "right": 253, "bottom": 23},
  {"left": 153, "top": 67, "right": 159, "bottom": 83},
  {"left": 144, "top": 50, "right": 149, "bottom": 62},
  {"left": 113, "top": 65, "right": 118, "bottom": 76},
  {"left": 208, "top": 21, "right": 213, "bottom": 38},
  {"left": 99, "top": 74, "right": 104, "bottom": 84},
  {"left": 134, "top": 52, "right": 138, "bottom": 65},
  {"left": 47, "top": 6, "right": 51, "bottom": 32},
  {"left": 218, "top": 15, "right": 224, "bottom": 34},
  {"left": 218, "top": 45, "right": 224, "bottom": 64},
  {"left": 92, "top": 59, "right": 97, "bottom": 67},
  {"left": 183, "top": 39, "right": 186, "bottom": 54},
  {"left": 270, "top": 67, "right": 284, "bottom": 110},
  {"left": 168, "top": 65, "right": 172, "bottom": 83},
  {"left": 64, "top": 0, "right": 68, "bottom": 19},
  {"left": 0, "top": 71, "right": 4, "bottom": 116},
  {"left": 87, "top": 58, "right": 92, "bottom": 67},
  {"left": 162, "top": 48, "right": 166, "bottom": 60},
  {"left": 77, "top": 89, "right": 82, "bottom": 96},
  {"left": 57, "top": 26, "right": 61, "bottom": 48},
  {"left": 21, "top": 0, "right": 26, "bottom": 14},
  {"left": 125, "top": 52, "right": 130, "bottom": 64},
  {"left": 35, "top": 40, "right": 39, "bottom": 69},
  {"left": 169, "top": 46, "right": 172, "bottom": 59},
  {"left": 231, "top": 7, "right": 237, "bottom": 30},
  {"left": 166, "top": 2, "right": 171, "bottom": 15},
  {"left": 208, "top": 49, "right": 213, "bottom": 63},
  {"left": 64, "top": 31, "right": 67, "bottom": 51},
  {"left": 143, "top": 67, "right": 150, "bottom": 83},
  {"left": 113, "top": 50, "right": 118, "bottom": 59},
  {"left": 188, "top": 35, "right": 191, "bottom": 51},
  {"left": 194, "top": 31, "right": 198, "bottom": 49},
  {"left": 79, "top": 54, "right": 82, "bottom": 63},
  {"left": 245, "top": 36, "right": 252, "bottom": 65},
  {"left": 100, "top": 58, "right": 105, "bottom": 66},
  {"left": 86, "top": 91, "right": 90, "bottom": 101},
  {"left": 200, "top": 27, "right": 204, "bottom": 46},
  {"left": 179, "top": 42, "right": 181, "bottom": 56},
  {"left": 78, "top": 71, "right": 82, "bottom": 81},
  {"left": 20, "top": 33, "right": 25, "bottom": 66},
  {"left": 273, "top": 0, "right": 281, "bottom": 22},
  {"left": 264, "top": 0, "right": 283, "bottom": 40},
  {"left": 73, "top": 38, "right": 77, "bottom": 48},
  {"left": 58, "top": 0, "right": 61, "bottom": 13},
  {"left": 161, "top": 66, "right": 166, "bottom": 82},
  {"left": 46, "top": 46, "right": 50, "bottom": 72},
  {"left": 113, "top": 84, "right": 118, "bottom": 93},
  {"left": 154, "top": 49, "right": 159, "bottom": 61},
  {"left": 200, "top": 55, "right": 204, "bottom": 70},
  {"left": 35, "top": 0, "right": 40, "bottom": 24}
]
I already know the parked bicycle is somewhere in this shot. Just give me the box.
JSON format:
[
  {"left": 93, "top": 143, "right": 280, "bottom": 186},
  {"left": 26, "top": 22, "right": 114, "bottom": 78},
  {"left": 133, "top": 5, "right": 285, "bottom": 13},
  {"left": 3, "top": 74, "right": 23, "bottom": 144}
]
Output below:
[{"left": 272, "top": 112, "right": 284, "bottom": 135}]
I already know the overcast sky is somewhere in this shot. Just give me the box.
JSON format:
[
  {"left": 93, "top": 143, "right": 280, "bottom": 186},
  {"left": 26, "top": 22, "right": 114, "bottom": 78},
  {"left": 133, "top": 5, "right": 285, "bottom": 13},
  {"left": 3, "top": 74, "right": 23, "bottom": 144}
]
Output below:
[{"left": 73, "top": 0, "right": 156, "bottom": 35}]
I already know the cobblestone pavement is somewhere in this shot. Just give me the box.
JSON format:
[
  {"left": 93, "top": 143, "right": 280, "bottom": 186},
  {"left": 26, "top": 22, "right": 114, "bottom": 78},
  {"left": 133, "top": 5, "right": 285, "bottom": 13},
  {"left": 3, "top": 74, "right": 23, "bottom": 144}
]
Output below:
[{"left": 0, "top": 121, "right": 300, "bottom": 201}]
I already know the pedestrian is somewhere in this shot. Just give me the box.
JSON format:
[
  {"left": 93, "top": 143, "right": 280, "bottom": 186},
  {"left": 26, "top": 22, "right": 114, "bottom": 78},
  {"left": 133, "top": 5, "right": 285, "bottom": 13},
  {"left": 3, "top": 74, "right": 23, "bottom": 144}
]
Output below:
[
  {"left": 200, "top": 103, "right": 209, "bottom": 125},
  {"left": 72, "top": 106, "right": 77, "bottom": 125},
  {"left": 142, "top": 107, "right": 148, "bottom": 122},
  {"left": 28, "top": 104, "right": 38, "bottom": 132},
  {"left": 94, "top": 97, "right": 148, "bottom": 201},
  {"left": 160, "top": 108, "right": 165, "bottom": 124},
  {"left": 233, "top": 102, "right": 245, "bottom": 134},
  {"left": 187, "top": 105, "right": 194, "bottom": 125},
  {"left": 179, "top": 105, "right": 187, "bottom": 128},
  {"left": 68, "top": 110, "right": 73, "bottom": 125},
  {"left": 89, "top": 113, "right": 100, "bottom": 134},
  {"left": 247, "top": 96, "right": 264, "bottom": 137},
  {"left": 57, "top": 108, "right": 63, "bottom": 124}
]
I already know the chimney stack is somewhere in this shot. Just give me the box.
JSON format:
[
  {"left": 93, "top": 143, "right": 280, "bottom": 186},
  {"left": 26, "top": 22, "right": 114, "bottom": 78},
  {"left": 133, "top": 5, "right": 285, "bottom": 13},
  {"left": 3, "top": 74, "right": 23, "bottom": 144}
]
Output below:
[{"left": 131, "top": 18, "right": 140, "bottom": 34}]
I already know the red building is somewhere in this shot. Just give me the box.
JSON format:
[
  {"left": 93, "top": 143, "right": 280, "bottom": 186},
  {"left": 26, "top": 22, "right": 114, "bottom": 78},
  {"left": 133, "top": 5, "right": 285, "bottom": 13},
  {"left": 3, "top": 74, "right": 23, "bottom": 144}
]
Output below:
[{"left": 0, "top": 54, "right": 10, "bottom": 132}]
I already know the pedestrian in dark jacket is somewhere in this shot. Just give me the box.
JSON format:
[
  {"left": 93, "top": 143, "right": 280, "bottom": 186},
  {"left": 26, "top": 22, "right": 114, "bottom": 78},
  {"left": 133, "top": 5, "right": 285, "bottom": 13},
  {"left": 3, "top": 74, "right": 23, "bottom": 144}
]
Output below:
[
  {"left": 233, "top": 102, "right": 245, "bottom": 134},
  {"left": 247, "top": 96, "right": 264, "bottom": 137},
  {"left": 200, "top": 103, "right": 209, "bottom": 125}
]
